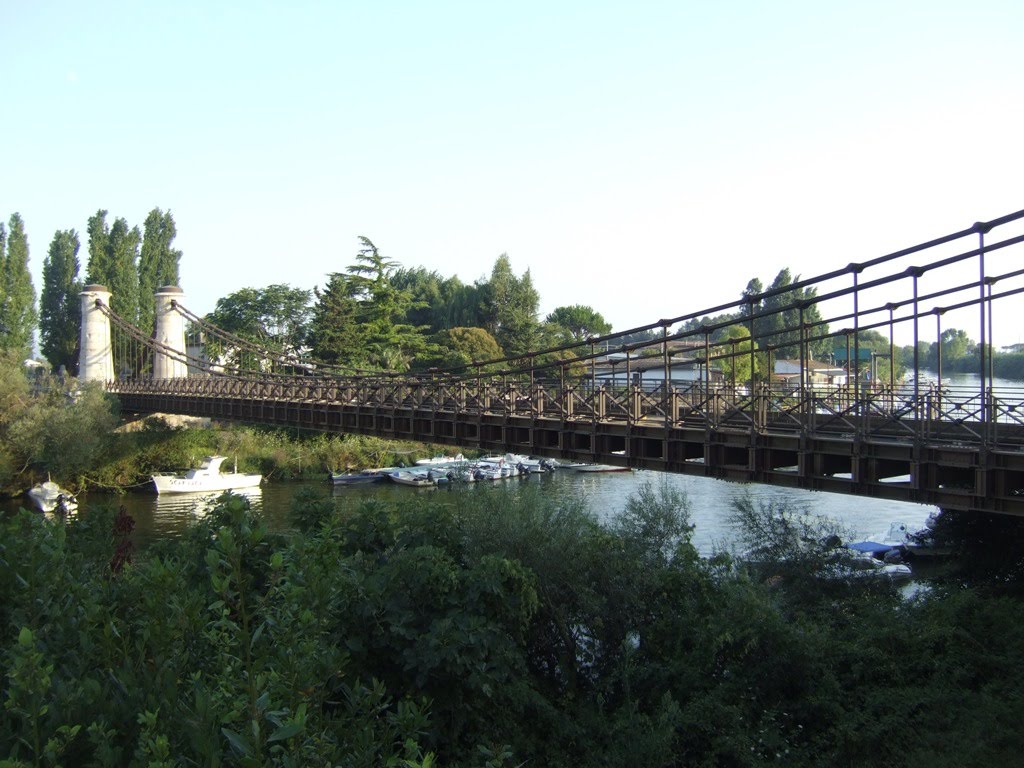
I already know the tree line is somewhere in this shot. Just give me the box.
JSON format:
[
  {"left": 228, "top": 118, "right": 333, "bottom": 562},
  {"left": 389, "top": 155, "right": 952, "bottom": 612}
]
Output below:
[
  {"left": 0, "top": 209, "right": 182, "bottom": 376},
  {"left": 0, "top": 212, "right": 618, "bottom": 376},
  {"left": 6, "top": 207, "right": 1013, "bottom": 382},
  {"left": 205, "top": 237, "right": 617, "bottom": 374}
]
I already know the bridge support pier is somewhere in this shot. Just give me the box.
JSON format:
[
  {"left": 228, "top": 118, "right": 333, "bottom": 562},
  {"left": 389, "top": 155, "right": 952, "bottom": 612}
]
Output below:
[
  {"left": 153, "top": 286, "right": 189, "bottom": 379},
  {"left": 79, "top": 284, "right": 113, "bottom": 383}
]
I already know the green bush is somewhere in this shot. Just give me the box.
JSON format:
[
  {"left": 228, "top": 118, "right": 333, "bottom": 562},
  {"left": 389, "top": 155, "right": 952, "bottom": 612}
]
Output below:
[{"left": 4, "top": 485, "right": 1024, "bottom": 766}]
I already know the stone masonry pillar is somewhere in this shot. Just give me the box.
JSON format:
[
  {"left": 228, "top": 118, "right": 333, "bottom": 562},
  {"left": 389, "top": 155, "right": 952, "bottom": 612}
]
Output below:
[
  {"left": 153, "top": 286, "right": 189, "bottom": 379},
  {"left": 79, "top": 284, "right": 114, "bottom": 383}
]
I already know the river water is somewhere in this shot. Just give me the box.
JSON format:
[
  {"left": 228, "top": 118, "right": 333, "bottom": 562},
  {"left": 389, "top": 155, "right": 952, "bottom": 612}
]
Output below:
[{"left": 13, "top": 469, "right": 937, "bottom": 556}]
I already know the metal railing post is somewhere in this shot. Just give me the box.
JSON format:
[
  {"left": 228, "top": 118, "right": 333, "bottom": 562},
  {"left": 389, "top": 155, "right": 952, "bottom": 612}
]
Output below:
[{"left": 976, "top": 221, "right": 990, "bottom": 423}]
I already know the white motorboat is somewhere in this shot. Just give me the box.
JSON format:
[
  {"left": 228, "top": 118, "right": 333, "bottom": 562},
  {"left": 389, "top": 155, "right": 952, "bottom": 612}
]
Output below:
[
  {"left": 415, "top": 453, "right": 465, "bottom": 467},
  {"left": 26, "top": 480, "right": 78, "bottom": 515},
  {"left": 473, "top": 455, "right": 525, "bottom": 480},
  {"left": 152, "top": 455, "right": 262, "bottom": 495},
  {"left": 388, "top": 470, "right": 437, "bottom": 488}
]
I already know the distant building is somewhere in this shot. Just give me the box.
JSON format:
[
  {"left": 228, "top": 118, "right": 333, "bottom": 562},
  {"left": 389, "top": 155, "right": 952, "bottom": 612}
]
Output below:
[
  {"left": 773, "top": 359, "right": 848, "bottom": 389},
  {"left": 594, "top": 353, "right": 721, "bottom": 389}
]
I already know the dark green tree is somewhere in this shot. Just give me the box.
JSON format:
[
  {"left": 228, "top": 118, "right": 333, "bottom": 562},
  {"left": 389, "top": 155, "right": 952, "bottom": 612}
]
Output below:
[
  {"left": 85, "top": 211, "right": 140, "bottom": 324},
  {"left": 391, "top": 268, "right": 486, "bottom": 332},
  {"left": 0, "top": 213, "right": 38, "bottom": 358},
  {"left": 205, "top": 284, "right": 312, "bottom": 370},
  {"left": 753, "top": 268, "right": 830, "bottom": 359},
  {"left": 935, "top": 327, "right": 973, "bottom": 364},
  {"left": 85, "top": 209, "right": 110, "bottom": 285},
  {"left": 479, "top": 254, "right": 539, "bottom": 357},
  {"left": 544, "top": 304, "right": 612, "bottom": 343},
  {"left": 389, "top": 266, "right": 445, "bottom": 330},
  {"left": 309, "top": 272, "right": 364, "bottom": 367},
  {"left": 137, "top": 208, "right": 182, "bottom": 335},
  {"left": 39, "top": 230, "right": 83, "bottom": 374},
  {"left": 440, "top": 278, "right": 486, "bottom": 330},
  {"left": 412, "top": 326, "right": 504, "bottom": 371},
  {"left": 104, "top": 217, "right": 141, "bottom": 326},
  {"left": 310, "top": 238, "right": 427, "bottom": 371}
]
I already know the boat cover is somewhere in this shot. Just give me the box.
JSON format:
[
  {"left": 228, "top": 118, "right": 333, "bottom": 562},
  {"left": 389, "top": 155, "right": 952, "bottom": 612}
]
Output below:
[{"left": 846, "top": 541, "right": 898, "bottom": 557}]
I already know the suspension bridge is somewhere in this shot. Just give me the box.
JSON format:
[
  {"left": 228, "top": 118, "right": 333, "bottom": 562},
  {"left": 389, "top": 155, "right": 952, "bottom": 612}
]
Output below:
[{"left": 83, "top": 211, "right": 1024, "bottom": 517}]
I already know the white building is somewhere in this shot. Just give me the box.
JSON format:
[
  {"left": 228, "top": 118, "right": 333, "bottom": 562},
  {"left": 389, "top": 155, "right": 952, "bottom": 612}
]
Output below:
[{"left": 773, "top": 359, "right": 848, "bottom": 389}]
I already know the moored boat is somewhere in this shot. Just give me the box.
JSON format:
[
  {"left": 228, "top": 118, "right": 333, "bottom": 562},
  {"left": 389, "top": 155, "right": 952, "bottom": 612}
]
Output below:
[
  {"left": 330, "top": 470, "right": 386, "bottom": 486},
  {"left": 835, "top": 550, "right": 913, "bottom": 583},
  {"left": 415, "top": 453, "right": 465, "bottom": 467},
  {"left": 388, "top": 470, "right": 437, "bottom": 488},
  {"left": 473, "top": 455, "right": 525, "bottom": 480},
  {"left": 26, "top": 480, "right": 78, "bottom": 515},
  {"left": 152, "top": 455, "right": 262, "bottom": 495}
]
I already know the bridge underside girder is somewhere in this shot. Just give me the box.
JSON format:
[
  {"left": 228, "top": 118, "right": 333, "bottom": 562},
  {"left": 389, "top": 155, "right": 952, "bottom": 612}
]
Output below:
[{"left": 116, "top": 391, "right": 1024, "bottom": 517}]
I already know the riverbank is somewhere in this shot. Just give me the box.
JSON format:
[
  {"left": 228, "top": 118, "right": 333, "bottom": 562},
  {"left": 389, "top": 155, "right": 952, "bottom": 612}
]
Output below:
[{"left": 0, "top": 400, "right": 454, "bottom": 498}]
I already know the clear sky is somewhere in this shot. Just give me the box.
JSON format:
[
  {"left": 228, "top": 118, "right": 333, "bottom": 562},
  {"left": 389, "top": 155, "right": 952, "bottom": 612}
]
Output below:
[{"left": 3, "top": 0, "right": 1023, "bottom": 345}]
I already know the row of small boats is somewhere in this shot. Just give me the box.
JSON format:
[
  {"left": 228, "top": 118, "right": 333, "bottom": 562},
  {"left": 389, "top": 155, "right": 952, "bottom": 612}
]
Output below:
[
  {"left": 24, "top": 452, "right": 627, "bottom": 512},
  {"left": 331, "top": 453, "right": 632, "bottom": 488}
]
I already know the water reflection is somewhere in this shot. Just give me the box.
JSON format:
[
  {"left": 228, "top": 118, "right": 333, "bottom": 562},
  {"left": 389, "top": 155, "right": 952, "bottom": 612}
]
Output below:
[{"left": 128, "top": 487, "right": 264, "bottom": 541}]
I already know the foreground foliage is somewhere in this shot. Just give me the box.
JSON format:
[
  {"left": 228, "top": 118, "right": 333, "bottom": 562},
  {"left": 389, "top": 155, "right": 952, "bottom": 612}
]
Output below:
[{"left": 2, "top": 485, "right": 1024, "bottom": 766}]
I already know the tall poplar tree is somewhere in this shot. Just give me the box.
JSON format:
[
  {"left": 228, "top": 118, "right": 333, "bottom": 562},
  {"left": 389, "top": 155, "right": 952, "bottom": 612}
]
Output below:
[
  {"left": 137, "top": 208, "right": 182, "bottom": 335},
  {"left": 0, "top": 213, "right": 38, "bottom": 358},
  {"left": 105, "top": 217, "right": 141, "bottom": 325},
  {"left": 85, "top": 209, "right": 111, "bottom": 285},
  {"left": 40, "top": 229, "right": 83, "bottom": 374},
  {"left": 758, "top": 269, "right": 830, "bottom": 358},
  {"left": 0, "top": 221, "right": 6, "bottom": 320}
]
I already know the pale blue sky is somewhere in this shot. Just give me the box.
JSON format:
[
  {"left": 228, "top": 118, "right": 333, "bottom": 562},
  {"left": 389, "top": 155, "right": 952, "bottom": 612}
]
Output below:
[{"left": 3, "top": 1, "right": 1023, "bottom": 343}]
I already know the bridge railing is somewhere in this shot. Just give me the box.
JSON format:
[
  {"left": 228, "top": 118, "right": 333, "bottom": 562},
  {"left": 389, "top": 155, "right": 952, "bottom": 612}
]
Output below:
[
  {"left": 107, "top": 370, "right": 1024, "bottom": 453},
  {"left": 106, "top": 208, "right": 1024, "bottom": 453}
]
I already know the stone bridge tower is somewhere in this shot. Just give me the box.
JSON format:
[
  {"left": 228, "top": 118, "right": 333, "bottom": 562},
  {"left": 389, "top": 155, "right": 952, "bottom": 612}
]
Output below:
[
  {"left": 79, "top": 285, "right": 190, "bottom": 382},
  {"left": 79, "top": 284, "right": 114, "bottom": 382},
  {"left": 153, "top": 286, "right": 189, "bottom": 379}
]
